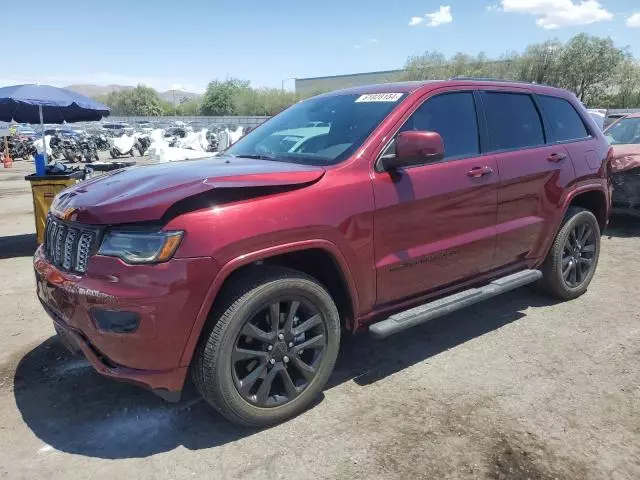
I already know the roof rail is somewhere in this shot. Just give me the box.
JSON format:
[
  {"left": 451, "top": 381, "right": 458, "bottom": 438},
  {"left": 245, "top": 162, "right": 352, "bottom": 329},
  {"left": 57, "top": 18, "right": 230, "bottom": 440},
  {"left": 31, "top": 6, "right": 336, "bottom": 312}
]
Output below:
[{"left": 449, "top": 76, "right": 537, "bottom": 85}]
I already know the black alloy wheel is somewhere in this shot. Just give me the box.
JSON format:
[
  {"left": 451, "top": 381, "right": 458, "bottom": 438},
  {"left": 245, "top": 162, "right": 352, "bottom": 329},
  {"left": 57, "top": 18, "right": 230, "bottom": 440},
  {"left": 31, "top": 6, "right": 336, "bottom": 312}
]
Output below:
[
  {"left": 232, "top": 298, "right": 326, "bottom": 407},
  {"left": 539, "top": 206, "right": 601, "bottom": 300},
  {"left": 561, "top": 221, "right": 597, "bottom": 288}
]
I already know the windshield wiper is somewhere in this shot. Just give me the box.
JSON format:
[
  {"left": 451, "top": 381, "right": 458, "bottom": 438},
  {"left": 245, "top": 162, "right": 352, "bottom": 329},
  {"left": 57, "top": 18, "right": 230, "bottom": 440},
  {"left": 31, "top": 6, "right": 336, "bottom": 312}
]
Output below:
[{"left": 231, "top": 154, "right": 281, "bottom": 161}]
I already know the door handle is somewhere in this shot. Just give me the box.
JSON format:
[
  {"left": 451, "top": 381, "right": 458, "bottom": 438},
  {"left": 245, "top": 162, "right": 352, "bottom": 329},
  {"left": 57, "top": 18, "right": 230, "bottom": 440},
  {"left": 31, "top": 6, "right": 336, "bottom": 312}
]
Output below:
[
  {"left": 467, "top": 166, "right": 493, "bottom": 178},
  {"left": 547, "top": 152, "right": 568, "bottom": 163}
]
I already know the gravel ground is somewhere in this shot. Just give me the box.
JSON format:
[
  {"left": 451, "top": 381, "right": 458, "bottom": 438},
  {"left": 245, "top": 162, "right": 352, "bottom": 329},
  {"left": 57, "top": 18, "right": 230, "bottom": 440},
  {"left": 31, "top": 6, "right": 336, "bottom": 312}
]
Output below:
[{"left": 0, "top": 158, "right": 639, "bottom": 480}]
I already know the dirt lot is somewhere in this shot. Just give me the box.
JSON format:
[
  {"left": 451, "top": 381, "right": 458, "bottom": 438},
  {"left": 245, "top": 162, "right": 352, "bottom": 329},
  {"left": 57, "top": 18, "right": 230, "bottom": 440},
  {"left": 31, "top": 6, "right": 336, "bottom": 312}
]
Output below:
[{"left": 0, "top": 159, "right": 639, "bottom": 480}]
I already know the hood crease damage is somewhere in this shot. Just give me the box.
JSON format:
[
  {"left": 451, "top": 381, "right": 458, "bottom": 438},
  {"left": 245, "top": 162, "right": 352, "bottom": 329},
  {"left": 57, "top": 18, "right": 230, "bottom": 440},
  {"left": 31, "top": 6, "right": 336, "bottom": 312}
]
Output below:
[{"left": 51, "top": 157, "right": 326, "bottom": 225}]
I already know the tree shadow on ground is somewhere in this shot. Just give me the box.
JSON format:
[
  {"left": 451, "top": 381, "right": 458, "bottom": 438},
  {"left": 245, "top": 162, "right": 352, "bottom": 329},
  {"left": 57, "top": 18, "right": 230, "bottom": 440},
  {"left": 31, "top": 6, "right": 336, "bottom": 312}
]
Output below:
[
  {"left": 13, "top": 287, "right": 557, "bottom": 459},
  {"left": 0, "top": 233, "right": 37, "bottom": 259}
]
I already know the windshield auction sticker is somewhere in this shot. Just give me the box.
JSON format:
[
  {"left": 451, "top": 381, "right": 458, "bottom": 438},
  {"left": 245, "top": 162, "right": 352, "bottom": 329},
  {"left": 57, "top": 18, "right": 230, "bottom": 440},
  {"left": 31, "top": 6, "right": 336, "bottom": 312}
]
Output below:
[{"left": 355, "top": 93, "right": 403, "bottom": 103}]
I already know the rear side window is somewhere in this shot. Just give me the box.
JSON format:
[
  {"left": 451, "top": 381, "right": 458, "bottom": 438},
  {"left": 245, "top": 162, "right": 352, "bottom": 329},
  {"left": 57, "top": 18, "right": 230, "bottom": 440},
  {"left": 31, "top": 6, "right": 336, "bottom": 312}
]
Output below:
[
  {"left": 483, "top": 92, "right": 544, "bottom": 151},
  {"left": 537, "top": 95, "right": 590, "bottom": 142},
  {"left": 400, "top": 92, "right": 479, "bottom": 159}
]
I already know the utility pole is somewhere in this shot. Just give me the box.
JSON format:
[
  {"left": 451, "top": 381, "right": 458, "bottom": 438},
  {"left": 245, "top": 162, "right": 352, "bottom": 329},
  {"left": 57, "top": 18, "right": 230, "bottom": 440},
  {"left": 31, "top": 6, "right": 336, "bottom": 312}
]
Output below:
[{"left": 173, "top": 90, "right": 177, "bottom": 117}]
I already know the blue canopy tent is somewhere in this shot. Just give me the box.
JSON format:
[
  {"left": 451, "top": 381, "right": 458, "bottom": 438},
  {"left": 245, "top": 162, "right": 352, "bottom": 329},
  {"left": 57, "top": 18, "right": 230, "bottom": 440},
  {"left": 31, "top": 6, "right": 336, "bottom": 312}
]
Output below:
[{"left": 0, "top": 84, "right": 110, "bottom": 164}]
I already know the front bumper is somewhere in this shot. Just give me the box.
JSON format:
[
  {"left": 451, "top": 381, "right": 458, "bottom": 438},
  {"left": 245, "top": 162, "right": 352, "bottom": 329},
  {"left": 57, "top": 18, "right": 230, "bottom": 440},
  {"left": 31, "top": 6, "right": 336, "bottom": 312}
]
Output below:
[{"left": 34, "top": 246, "right": 217, "bottom": 394}]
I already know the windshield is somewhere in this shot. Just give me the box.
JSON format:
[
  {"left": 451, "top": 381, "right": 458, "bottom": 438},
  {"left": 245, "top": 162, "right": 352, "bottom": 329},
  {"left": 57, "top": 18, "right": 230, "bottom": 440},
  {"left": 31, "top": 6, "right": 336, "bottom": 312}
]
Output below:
[
  {"left": 605, "top": 117, "right": 640, "bottom": 145},
  {"left": 226, "top": 93, "right": 406, "bottom": 165}
]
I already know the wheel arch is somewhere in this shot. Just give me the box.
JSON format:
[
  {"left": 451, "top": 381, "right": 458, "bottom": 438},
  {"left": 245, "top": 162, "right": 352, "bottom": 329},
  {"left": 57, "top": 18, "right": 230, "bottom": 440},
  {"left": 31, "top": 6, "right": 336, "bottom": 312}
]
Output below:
[
  {"left": 564, "top": 187, "right": 609, "bottom": 231},
  {"left": 536, "top": 184, "right": 608, "bottom": 265},
  {"left": 179, "top": 240, "right": 358, "bottom": 367}
]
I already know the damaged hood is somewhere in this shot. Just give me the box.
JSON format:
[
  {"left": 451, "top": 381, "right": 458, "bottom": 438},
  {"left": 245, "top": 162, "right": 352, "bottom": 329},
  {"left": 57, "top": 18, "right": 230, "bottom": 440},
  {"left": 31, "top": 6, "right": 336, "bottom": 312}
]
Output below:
[
  {"left": 610, "top": 144, "right": 640, "bottom": 173},
  {"left": 51, "top": 156, "right": 325, "bottom": 224}
]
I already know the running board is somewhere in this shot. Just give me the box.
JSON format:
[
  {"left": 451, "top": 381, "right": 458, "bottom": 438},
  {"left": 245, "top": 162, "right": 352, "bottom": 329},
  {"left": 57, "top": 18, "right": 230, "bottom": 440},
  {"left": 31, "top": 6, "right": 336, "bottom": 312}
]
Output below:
[{"left": 369, "top": 269, "right": 542, "bottom": 339}]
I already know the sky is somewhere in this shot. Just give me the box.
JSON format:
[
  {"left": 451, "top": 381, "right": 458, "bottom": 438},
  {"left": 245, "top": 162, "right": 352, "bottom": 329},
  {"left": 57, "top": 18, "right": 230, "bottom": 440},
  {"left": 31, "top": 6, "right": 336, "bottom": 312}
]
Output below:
[{"left": 3, "top": 0, "right": 639, "bottom": 93}]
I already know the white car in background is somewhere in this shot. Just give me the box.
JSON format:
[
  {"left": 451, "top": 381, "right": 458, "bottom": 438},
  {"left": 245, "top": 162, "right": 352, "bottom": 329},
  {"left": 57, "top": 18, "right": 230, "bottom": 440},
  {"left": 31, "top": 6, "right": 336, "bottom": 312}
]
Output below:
[{"left": 254, "top": 126, "right": 330, "bottom": 154}]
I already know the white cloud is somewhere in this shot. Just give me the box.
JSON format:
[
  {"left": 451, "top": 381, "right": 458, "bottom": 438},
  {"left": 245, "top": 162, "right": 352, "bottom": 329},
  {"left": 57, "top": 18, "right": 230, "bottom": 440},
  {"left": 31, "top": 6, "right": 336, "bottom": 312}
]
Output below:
[
  {"left": 426, "top": 5, "right": 453, "bottom": 26},
  {"left": 486, "top": 4, "right": 500, "bottom": 11},
  {"left": 627, "top": 13, "right": 640, "bottom": 27},
  {"left": 500, "top": 0, "right": 613, "bottom": 29},
  {"left": 409, "top": 5, "right": 453, "bottom": 27},
  {"left": 368, "top": 38, "right": 378, "bottom": 43}
]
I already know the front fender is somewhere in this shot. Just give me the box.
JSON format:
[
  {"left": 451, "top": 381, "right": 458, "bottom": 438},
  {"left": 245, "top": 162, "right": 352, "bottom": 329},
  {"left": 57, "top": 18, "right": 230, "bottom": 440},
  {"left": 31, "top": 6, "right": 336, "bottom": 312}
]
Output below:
[{"left": 177, "top": 238, "right": 359, "bottom": 367}]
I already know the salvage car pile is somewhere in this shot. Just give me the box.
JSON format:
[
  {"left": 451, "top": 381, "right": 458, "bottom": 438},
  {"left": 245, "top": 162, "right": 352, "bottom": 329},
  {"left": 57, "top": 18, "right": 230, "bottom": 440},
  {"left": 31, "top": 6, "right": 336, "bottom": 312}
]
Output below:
[
  {"left": 147, "top": 123, "right": 244, "bottom": 162},
  {"left": 0, "top": 136, "right": 37, "bottom": 159},
  {"left": 1, "top": 121, "right": 246, "bottom": 163}
]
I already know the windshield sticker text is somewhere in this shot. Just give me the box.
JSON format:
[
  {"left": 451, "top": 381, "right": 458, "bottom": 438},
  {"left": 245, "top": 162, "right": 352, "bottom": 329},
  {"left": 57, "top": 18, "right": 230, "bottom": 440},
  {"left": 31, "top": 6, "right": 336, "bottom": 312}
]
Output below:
[{"left": 355, "top": 93, "right": 403, "bottom": 103}]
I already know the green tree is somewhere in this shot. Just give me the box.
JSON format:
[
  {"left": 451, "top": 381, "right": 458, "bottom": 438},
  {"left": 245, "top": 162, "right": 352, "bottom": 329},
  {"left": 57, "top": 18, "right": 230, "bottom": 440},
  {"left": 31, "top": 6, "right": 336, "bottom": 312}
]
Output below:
[
  {"left": 558, "top": 34, "right": 625, "bottom": 102},
  {"left": 160, "top": 100, "right": 175, "bottom": 116},
  {"left": 604, "top": 58, "right": 640, "bottom": 108},
  {"left": 492, "top": 52, "right": 520, "bottom": 80},
  {"left": 402, "top": 51, "right": 451, "bottom": 80},
  {"left": 201, "top": 78, "right": 250, "bottom": 115},
  {"left": 101, "top": 85, "right": 164, "bottom": 116},
  {"left": 518, "top": 40, "right": 563, "bottom": 85},
  {"left": 177, "top": 100, "right": 201, "bottom": 116},
  {"left": 399, "top": 34, "right": 637, "bottom": 107},
  {"left": 234, "top": 88, "right": 296, "bottom": 116}
]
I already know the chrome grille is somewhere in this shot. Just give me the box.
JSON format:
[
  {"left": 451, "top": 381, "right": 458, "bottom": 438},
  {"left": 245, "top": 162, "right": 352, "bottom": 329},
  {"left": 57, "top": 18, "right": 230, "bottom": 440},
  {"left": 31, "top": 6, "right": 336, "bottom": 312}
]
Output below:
[
  {"left": 76, "top": 232, "right": 94, "bottom": 273},
  {"left": 44, "top": 216, "right": 98, "bottom": 274},
  {"left": 62, "top": 229, "right": 77, "bottom": 270}
]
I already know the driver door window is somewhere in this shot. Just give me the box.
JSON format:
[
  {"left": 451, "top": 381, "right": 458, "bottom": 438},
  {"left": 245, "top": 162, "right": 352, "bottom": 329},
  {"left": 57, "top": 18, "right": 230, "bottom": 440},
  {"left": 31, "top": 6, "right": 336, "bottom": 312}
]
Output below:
[{"left": 383, "top": 92, "right": 480, "bottom": 161}]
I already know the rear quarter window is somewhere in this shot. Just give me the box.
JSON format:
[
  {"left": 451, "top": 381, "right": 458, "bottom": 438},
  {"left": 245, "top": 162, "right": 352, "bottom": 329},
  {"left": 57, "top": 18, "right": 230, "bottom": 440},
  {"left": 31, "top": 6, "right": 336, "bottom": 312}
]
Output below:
[
  {"left": 483, "top": 92, "right": 545, "bottom": 151},
  {"left": 538, "top": 95, "right": 590, "bottom": 142}
]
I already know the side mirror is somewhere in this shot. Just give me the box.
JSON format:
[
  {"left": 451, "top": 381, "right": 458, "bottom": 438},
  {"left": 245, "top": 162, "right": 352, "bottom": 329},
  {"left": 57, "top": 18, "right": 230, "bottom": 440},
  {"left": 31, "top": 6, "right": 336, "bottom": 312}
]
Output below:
[{"left": 381, "top": 131, "right": 445, "bottom": 170}]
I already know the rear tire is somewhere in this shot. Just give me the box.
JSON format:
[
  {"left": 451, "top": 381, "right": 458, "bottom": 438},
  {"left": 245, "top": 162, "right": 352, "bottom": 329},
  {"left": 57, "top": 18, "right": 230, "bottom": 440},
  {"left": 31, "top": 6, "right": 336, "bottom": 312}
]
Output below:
[
  {"left": 193, "top": 267, "right": 340, "bottom": 427},
  {"left": 539, "top": 207, "right": 600, "bottom": 300}
]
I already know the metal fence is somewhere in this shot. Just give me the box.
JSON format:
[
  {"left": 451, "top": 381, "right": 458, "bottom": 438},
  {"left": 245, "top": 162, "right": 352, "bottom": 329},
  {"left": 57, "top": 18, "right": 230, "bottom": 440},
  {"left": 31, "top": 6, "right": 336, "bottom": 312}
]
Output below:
[
  {"left": 106, "top": 116, "right": 271, "bottom": 127},
  {"left": 606, "top": 109, "right": 640, "bottom": 115}
]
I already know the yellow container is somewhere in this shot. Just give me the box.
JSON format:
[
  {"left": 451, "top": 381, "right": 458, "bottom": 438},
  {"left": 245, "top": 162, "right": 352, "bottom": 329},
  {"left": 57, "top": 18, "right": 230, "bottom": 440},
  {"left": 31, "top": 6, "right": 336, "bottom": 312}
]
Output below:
[{"left": 25, "top": 173, "right": 82, "bottom": 244}]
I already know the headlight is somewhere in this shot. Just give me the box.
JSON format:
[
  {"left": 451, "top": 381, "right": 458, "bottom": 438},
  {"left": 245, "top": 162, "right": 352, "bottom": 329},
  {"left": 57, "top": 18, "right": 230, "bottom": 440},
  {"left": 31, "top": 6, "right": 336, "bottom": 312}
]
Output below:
[{"left": 98, "top": 230, "right": 183, "bottom": 264}]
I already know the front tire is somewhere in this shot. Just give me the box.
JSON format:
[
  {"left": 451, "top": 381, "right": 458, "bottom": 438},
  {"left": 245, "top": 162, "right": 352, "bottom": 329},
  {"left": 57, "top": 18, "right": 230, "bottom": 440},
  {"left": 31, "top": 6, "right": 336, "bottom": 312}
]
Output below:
[
  {"left": 539, "top": 207, "right": 601, "bottom": 300},
  {"left": 193, "top": 267, "right": 341, "bottom": 427}
]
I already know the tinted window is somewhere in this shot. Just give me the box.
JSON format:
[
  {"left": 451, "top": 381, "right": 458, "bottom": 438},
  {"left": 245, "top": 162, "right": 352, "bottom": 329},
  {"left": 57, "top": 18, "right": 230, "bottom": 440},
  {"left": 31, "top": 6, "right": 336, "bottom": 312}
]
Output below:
[
  {"left": 538, "top": 95, "right": 589, "bottom": 142},
  {"left": 400, "top": 92, "right": 479, "bottom": 159},
  {"left": 484, "top": 92, "right": 544, "bottom": 150}
]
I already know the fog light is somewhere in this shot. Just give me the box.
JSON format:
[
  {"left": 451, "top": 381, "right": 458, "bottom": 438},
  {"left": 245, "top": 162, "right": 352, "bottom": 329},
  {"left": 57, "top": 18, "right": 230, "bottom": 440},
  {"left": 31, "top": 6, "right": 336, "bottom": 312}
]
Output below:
[{"left": 92, "top": 309, "right": 140, "bottom": 333}]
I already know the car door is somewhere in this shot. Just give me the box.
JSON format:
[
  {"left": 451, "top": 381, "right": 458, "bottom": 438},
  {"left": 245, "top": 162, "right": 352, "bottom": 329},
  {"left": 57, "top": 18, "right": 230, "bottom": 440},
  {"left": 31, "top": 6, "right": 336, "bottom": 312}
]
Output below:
[
  {"left": 372, "top": 90, "right": 498, "bottom": 305},
  {"left": 479, "top": 90, "right": 577, "bottom": 267}
]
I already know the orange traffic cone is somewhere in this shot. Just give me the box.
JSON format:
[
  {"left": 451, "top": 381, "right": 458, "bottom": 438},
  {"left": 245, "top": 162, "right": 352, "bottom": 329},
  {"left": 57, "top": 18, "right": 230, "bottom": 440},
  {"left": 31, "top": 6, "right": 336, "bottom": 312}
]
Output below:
[{"left": 2, "top": 154, "right": 13, "bottom": 168}]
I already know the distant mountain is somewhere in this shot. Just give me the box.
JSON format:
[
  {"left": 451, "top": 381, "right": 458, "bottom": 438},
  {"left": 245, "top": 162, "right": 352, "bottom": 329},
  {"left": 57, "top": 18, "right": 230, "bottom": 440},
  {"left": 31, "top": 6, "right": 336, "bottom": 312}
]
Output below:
[
  {"left": 65, "top": 84, "right": 201, "bottom": 103},
  {"left": 65, "top": 84, "right": 134, "bottom": 98}
]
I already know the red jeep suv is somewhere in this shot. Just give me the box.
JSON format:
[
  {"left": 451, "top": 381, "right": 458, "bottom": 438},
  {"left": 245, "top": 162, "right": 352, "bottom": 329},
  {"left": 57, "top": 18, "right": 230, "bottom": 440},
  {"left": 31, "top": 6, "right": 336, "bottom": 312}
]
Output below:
[{"left": 34, "top": 80, "right": 612, "bottom": 426}]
